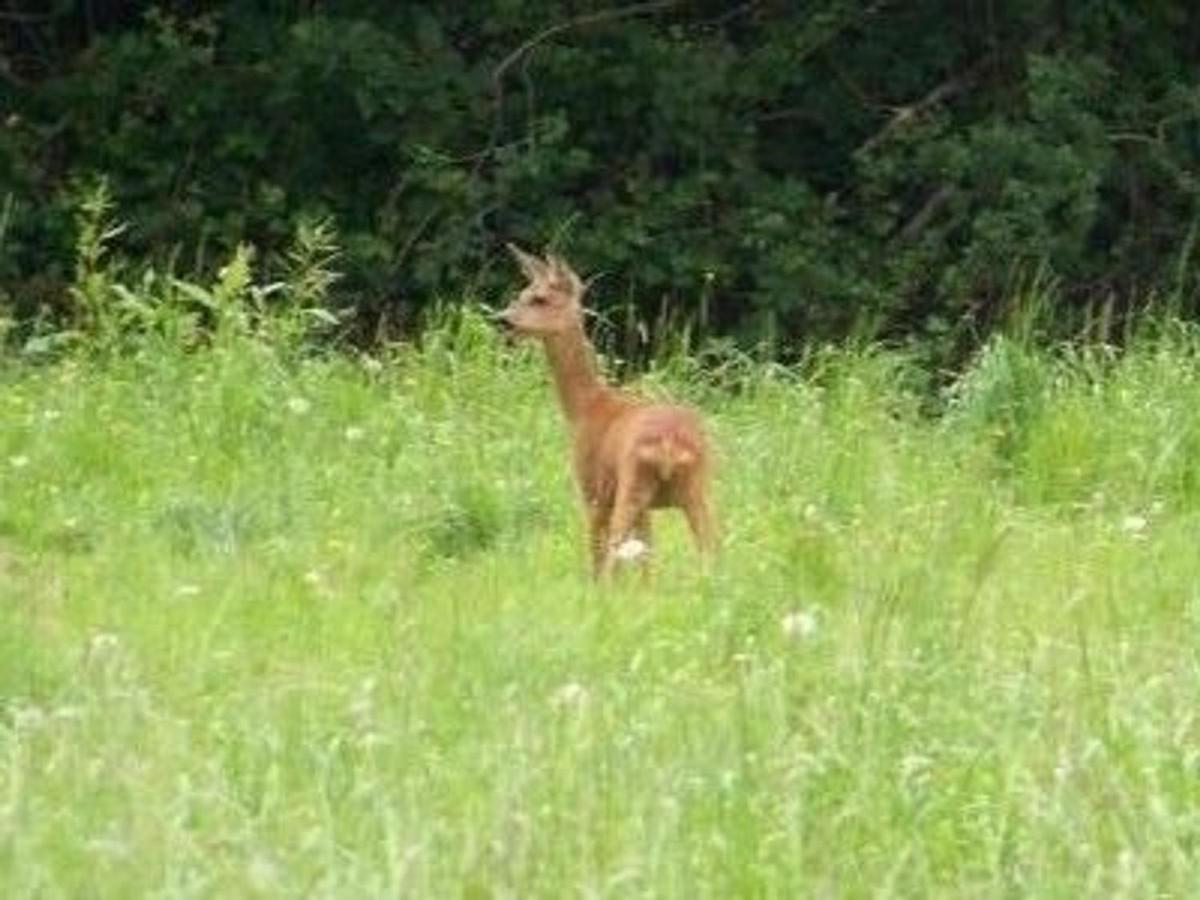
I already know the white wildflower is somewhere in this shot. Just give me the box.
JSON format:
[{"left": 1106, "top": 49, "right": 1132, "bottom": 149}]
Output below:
[
  {"left": 89, "top": 632, "right": 121, "bottom": 654},
  {"left": 551, "top": 681, "right": 589, "bottom": 709},
  {"left": 358, "top": 731, "right": 387, "bottom": 750},
  {"left": 1119, "top": 514, "right": 1148, "bottom": 537},
  {"left": 247, "top": 853, "right": 281, "bottom": 891},
  {"left": 286, "top": 396, "right": 311, "bottom": 415},
  {"left": 11, "top": 704, "right": 46, "bottom": 732},
  {"left": 899, "top": 753, "right": 932, "bottom": 789},
  {"left": 1054, "top": 748, "right": 1073, "bottom": 784},
  {"left": 613, "top": 537, "right": 648, "bottom": 562},
  {"left": 86, "top": 835, "right": 132, "bottom": 861},
  {"left": 781, "top": 608, "right": 819, "bottom": 640},
  {"left": 51, "top": 705, "right": 84, "bottom": 722},
  {"left": 343, "top": 425, "right": 365, "bottom": 443},
  {"left": 8, "top": 454, "right": 29, "bottom": 469},
  {"left": 349, "top": 677, "right": 377, "bottom": 725}
]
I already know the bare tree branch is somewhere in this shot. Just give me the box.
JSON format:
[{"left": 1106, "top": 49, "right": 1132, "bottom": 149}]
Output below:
[
  {"left": 856, "top": 24, "right": 1060, "bottom": 158},
  {"left": 895, "top": 184, "right": 955, "bottom": 243},
  {"left": 687, "top": 0, "right": 763, "bottom": 32},
  {"left": 755, "top": 0, "right": 893, "bottom": 124},
  {"left": 855, "top": 61, "right": 988, "bottom": 157},
  {"left": 470, "top": 0, "right": 680, "bottom": 189},
  {"left": 489, "top": 0, "right": 679, "bottom": 93}
]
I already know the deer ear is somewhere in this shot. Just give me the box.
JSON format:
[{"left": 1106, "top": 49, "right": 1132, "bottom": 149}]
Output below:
[
  {"left": 546, "top": 254, "right": 582, "bottom": 289},
  {"left": 507, "top": 243, "right": 548, "bottom": 281}
]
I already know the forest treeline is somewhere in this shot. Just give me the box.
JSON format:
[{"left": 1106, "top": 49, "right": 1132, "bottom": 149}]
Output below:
[{"left": 3, "top": 1, "right": 1200, "bottom": 356}]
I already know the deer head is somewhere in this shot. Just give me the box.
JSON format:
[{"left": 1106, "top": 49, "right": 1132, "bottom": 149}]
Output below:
[{"left": 499, "top": 244, "right": 586, "bottom": 338}]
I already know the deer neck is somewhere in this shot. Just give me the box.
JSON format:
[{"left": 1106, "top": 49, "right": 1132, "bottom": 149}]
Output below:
[{"left": 542, "top": 322, "right": 604, "bottom": 425}]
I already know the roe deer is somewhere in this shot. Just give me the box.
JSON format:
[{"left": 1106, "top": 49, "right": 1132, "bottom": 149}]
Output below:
[{"left": 498, "top": 244, "right": 716, "bottom": 578}]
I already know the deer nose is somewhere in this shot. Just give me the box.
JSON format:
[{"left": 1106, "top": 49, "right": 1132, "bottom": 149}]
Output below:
[{"left": 494, "top": 306, "right": 518, "bottom": 331}]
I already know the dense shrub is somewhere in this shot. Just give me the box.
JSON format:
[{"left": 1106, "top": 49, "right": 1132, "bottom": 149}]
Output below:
[{"left": 3, "top": 1, "right": 1200, "bottom": 355}]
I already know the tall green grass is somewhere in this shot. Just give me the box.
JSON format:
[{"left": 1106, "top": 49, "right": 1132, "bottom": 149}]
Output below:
[{"left": 4, "top": 307, "right": 1200, "bottom": 896}]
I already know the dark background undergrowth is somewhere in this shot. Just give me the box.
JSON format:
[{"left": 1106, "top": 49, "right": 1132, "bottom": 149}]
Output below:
[{"left": 3, "top": 1, "right": 1200, "bottom": 361}]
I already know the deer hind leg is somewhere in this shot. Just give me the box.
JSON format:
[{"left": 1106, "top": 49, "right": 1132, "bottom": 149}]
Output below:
[
  {"left": 632, "top": 510, "right": 653, "bottom": 581},
  {"left": 678, "top": 476, "right": 717, "bottom": 557},
  {"left": 601, "top": 471, "right": 656, "bottom": 579}
]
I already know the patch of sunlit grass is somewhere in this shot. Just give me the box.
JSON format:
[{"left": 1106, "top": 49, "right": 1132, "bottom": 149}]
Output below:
[{"left": 3, "top": 319, "right": 1200, "bottom": 895}]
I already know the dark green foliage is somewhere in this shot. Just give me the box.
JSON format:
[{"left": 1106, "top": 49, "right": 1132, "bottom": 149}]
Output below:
[{"left": 3, "top": 1, "right": 1200, "bottom": 355}]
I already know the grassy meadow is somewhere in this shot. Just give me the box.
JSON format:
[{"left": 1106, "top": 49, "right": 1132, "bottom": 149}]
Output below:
[{"left": 3, "top": 308, "right": 1200, "bottom": 897}]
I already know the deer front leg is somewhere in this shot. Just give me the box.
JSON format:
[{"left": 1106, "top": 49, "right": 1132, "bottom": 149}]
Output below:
[{"left": 586, "top": 498, "right": 611, "bottom": 580}]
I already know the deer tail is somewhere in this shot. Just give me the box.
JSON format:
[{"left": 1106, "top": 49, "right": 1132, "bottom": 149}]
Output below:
[{"left": 636, "top": 435, "right": 697, "bottom": 481}]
